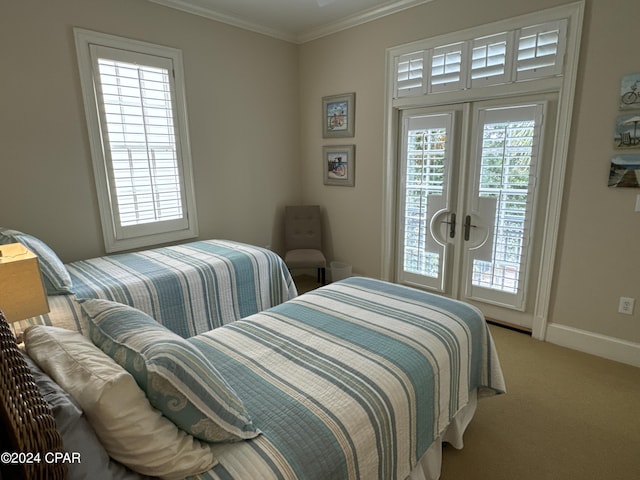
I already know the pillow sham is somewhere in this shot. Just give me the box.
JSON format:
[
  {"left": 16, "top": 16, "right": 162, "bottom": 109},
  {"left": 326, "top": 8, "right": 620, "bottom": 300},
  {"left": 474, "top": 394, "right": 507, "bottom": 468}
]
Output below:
[
  {"left": 20, "top": 351, "right": 143, "bottom": 480},
  {"left": 24, "top": 325, "right": 217, "bottom": 480},
  {"left": 81, "top": 299, "right": 259, "bottom": 443},
  {"left": 0, "top": 227, "right": 73, "bottom": 295}
]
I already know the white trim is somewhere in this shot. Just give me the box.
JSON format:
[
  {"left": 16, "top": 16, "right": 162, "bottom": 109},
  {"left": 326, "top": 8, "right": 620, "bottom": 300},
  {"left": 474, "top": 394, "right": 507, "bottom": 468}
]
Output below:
[
  {"left": 531, "top": 2, "right": 584, "bottom": 340},
  {"left": 545, "top": 323, "right": 640, "bottom": 368},
  {"left": 300, "top": 0, "right": 435, "bottom": 44},
  {"left": 149, "top": 0, "right": 435, "bottom": 44},
  {"left": 149, "top": 0, "right": 298, "bottom": 43}
]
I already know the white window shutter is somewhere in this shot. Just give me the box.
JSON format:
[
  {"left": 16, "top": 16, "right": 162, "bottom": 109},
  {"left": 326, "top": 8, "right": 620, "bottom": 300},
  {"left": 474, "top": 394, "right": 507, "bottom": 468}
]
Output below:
[
  {"left": 471, "top": 32, "right": 514, "bottom": 87},
  {"left": 75, "top": 29, "right": 198, "bottom": 252},
  {"left": 430, "top": 42, "right": 468, "bottom": 93},
  {"left": 395, "top": 51, "right": 427, "bottom": 98},
  {"left": 515, "top": 20, "right": 567, "bottom": 80},
  {"left": 94, "top": 53, "right": 187, "bottom": 230}
]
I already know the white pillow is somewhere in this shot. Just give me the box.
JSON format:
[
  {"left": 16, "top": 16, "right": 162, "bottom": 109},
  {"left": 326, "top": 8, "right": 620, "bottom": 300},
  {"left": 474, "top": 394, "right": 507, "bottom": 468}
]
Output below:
[{"left": 24, "top": 325, "right": 217, "bottom": 480}]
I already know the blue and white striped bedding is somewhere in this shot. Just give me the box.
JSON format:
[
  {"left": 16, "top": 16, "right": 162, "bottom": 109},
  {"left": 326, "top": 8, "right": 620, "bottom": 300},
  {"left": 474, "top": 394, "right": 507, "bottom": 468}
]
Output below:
[
  {"left": 14, "top": 240, "right": 297, "bottom": 338},
  {"left": 187, "top": 277, "right": 505, "bottom": 480}
]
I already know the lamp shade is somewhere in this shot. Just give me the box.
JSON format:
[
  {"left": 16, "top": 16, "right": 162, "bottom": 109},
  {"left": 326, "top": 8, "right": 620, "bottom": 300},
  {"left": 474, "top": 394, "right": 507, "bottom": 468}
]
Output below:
[{"left": 0, "top": 243, "right": 50, "bottom": 323}]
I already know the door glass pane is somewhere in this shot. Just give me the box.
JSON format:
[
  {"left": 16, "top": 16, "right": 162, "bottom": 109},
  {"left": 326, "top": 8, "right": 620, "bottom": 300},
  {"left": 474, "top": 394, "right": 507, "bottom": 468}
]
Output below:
[
  {"left": 398, "top": 112, "right": 454, "bottom": 291},
  {"left": 469, "top": 104, "right": 542, "bottom": 307},
  {"left": 404, "top": 126, "right": 446, "bottom": 276}
]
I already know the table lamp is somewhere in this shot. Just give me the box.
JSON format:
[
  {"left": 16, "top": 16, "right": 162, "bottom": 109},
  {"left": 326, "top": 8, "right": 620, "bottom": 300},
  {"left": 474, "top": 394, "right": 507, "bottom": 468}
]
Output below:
[{"left": 0, "top": 243, "right": 50, "bottom": 339}]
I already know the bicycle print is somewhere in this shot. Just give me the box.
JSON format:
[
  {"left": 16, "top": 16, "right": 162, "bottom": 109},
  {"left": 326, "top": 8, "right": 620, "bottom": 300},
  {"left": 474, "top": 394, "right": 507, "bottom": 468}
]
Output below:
[
  {"left": 327, "top": 153, "right": 347, "bottom": 178},
  {"left": 620, "top": 73, "right": 640, "bottom": 109},
  {"left": 323, "top": 144, "right": 355, "bottom": 186}
]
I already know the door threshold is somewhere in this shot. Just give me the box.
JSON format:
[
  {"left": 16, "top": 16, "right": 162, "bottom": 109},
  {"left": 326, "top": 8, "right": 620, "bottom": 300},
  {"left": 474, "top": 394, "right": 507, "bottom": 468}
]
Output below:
[{"left": 486, "top": 317, "right": 532, "bottom": 336}]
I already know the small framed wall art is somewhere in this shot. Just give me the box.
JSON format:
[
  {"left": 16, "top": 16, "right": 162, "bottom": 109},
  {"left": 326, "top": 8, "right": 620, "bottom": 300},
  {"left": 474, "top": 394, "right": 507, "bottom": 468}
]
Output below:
[
  {"left": 620, "top": 73, "right": 640, "bottom": 110},
  {"left": 323, "top": 144, "right": 355, "bottom": 186},
  {"left": 608, "top": 153, "right": 640, "bottom": 188},
  {"left": 614, "top": 113, "right": 640, "bottom": 149},
  {"left": 322, "top": 92, "right": 355, "bottom": 138}
]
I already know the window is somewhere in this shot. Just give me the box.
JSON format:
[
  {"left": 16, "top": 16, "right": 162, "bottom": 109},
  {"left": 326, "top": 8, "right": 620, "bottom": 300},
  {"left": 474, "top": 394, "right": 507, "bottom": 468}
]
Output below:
[
  {"left": 395, "top": 51, "right": 426, "bottom": 97},
  {"left": 471, "top": 32, "right": 512, "bottom": 87},
  {"left": 74, "top": 29, "right": 198, "bottom": 252},
  {"left": 401, "top": 114, "right": 450, "bottom": 282},
  {"left": 515, "top": 21, "right": 566, "bottom": 80},
  {"left": 431, "top": 42, "right": 467, "bottom": 92},
  {"left": 393, "top": 19, "right": 568, "bottom": 98},
  {"left": 470, "top": 105, "right": 543, "bottom": 297}
]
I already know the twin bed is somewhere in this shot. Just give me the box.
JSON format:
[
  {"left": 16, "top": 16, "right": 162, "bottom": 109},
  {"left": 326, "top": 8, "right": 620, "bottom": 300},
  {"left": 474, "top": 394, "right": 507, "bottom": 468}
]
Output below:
[
  {"left": 0, "top": 230, "right": 505, "bottom": 480},
  {"left": 5, "top": 234, "right": 297, "bottom": 338}
]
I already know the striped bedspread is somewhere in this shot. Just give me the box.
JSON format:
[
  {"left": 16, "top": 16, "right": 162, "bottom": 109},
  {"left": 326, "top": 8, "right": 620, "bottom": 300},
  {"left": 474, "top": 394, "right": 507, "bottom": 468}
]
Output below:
[
  {"left": 189, "top": 277, "right": 506, "bottom": 480},
  {"left": 14, "top": 240, "right": 297, "bottom": 338}
]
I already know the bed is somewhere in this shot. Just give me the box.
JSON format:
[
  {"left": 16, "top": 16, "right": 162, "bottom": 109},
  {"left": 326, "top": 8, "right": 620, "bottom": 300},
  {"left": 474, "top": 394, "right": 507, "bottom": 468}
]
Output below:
[
  {"left": 0, "top": 228, "right": 297, "bottom": 338},
  {"left": 1, "top": 277, "right": 505, "bottom": 480}
]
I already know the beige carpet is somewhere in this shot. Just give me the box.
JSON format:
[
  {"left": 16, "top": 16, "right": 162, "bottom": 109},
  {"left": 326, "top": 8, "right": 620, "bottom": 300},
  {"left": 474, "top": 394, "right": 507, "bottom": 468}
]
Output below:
[
  {"left": 441, "top": 325, "right": 640, "bottom": 480},
  {"left": 292, "top": 276, "right": 640, "bottom": 479}
]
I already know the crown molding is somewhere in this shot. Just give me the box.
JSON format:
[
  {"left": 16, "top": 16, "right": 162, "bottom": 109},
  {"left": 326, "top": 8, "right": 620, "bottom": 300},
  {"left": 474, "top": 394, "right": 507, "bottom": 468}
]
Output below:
[
  {"left": 149, "top": 0, "right": 297, "bottom": 42},
  {"left": 297, "top": 0, "right": 433, "bottom": 43},
  {"left": 149, "top": 0, "right": 434, "bottom": 44}
]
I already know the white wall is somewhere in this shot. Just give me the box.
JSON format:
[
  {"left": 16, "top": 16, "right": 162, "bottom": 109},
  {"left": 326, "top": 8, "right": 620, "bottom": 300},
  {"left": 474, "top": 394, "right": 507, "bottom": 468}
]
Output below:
[
  {"left": 0, "top": 0, "right": 300, "bottom": 261},
  {"left": 298, "top": 0, "right": 640, "bottom": 362}
]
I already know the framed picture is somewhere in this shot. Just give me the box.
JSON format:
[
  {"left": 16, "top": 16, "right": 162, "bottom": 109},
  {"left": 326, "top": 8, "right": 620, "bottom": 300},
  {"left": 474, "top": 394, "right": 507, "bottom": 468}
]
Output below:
[
  {"left": 620, "top": 73, "right": 640, "bottom": 109},
  {"left": 322, "top": 92, "right": 355, "bottom": 138},
  {"left": 323, "top": 145, "right": 355, "bottom": 186},
  {"left": 614, "top": 113, "right": 640, "bottom": 149},
  {"left": 608, "top": 153, "right": 640, "bottom": 187}
]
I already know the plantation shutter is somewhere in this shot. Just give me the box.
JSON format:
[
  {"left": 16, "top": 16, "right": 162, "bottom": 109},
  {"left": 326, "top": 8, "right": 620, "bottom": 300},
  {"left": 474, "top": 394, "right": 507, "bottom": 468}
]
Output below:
[
  {"left": 391, "top": 19, "right": 567, "bottom": 99},
  {"left": 515, "top": 20, "right": 567, "bottom": 80},
  {"left": 430, "top": 42, "right": 467, "bottom": 93},
  {"left": 398, "top": 112, "right": 455, "bottom": 292},
  {"left": 470, "top": 32, "right": 513, "bottom": 87},
  {"left": 90, "top": 45, "right": 189, "bottom": 239},
  {"left": 467, "top": 104, "right": 544, "bottom": 309},
  {"left": 395, "top": 51, "right": 427, "bottom": 97}
]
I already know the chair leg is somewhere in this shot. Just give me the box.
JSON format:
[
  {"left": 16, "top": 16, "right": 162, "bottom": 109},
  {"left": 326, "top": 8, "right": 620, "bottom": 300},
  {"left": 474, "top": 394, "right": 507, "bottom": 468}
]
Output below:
[{"left": 319, "top": 267, "right": 326, "bottom": 285}]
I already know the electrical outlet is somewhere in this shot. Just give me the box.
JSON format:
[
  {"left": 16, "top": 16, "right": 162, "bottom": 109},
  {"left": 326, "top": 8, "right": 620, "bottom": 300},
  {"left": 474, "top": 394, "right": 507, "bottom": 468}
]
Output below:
[{"left": 618, "top": 297, "right": 635, "bottom": 315}]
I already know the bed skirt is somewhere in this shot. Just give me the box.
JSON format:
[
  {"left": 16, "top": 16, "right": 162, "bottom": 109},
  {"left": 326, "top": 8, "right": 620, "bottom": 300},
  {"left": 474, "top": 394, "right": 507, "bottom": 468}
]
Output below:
[{"left": 409, "top": 389, "right": 478, "bottom": 480}]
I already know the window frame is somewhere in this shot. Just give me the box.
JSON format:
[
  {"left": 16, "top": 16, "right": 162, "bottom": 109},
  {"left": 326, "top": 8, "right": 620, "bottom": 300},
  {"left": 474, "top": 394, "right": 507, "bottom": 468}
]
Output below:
[{"left": 74, "top": 28, "right": 198, "bottom": 253}]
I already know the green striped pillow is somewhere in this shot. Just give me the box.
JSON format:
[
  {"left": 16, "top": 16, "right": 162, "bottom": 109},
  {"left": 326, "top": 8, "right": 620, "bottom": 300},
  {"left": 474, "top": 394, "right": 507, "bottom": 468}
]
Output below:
[{"left": 81, "top": 299, "right": 259, "bottom": 443}]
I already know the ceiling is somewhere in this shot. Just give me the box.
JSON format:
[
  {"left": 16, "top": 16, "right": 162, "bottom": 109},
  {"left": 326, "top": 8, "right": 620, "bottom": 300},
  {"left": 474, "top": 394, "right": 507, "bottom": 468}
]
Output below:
[{"left": 149, "top": 0, "right": 433, "bottom": 43}]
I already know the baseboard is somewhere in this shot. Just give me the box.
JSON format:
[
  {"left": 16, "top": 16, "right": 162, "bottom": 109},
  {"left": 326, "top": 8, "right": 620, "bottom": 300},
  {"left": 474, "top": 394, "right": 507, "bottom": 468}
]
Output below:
[{"left": 545, "top": 323, "right": 640, "bottom": 368}]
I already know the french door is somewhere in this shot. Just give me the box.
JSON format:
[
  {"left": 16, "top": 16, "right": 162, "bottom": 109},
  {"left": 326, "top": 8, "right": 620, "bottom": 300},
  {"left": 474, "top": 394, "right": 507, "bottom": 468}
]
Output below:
[{"left": 396, "top": 95, "right": 556, "bottom": 329}]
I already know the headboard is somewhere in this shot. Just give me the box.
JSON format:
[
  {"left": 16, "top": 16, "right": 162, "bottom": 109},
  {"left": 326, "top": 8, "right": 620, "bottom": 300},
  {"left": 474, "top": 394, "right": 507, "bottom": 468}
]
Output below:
[{"left": 0, "top": 310, "right": 67, "bottom": 480}]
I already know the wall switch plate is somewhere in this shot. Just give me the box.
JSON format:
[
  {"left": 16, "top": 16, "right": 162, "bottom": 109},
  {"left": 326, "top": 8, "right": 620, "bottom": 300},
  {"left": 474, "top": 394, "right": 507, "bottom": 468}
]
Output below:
[
  {"left": 635, "top": 194, "right": 640, "bottom": 212},
  {"left": 618, "top": 297, "right": 635, "bottom": 315}
]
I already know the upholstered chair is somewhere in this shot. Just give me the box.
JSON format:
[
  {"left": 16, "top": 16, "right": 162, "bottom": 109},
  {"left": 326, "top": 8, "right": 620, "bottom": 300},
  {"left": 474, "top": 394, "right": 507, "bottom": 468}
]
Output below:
[{"left": 284, "top": 205, "right": 327, "bottom": 285}]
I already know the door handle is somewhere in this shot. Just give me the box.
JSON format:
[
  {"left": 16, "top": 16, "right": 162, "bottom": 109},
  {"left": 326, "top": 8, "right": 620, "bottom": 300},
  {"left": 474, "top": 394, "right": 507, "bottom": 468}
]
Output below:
[
  {"left": 443, "top": 213, "right": 456, "bottom": 238},
  {"left": 464, "top": 215, "right": 477, "bottom": 241}
]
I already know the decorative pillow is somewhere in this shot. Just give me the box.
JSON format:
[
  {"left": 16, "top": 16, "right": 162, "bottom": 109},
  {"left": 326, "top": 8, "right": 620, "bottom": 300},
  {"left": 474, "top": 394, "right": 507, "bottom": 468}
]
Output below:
[
  {"left": 81, "top": 299, "right": 259, "bottom": 443},
  {"left": 21, "top": 351, "right": 143, "bottom": 480},
  {"left": 0, "top": 228, "right": 73, "bottom": 295},
  {"left": 24, "top": 325, "right": 217, "bottom": 479}
]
